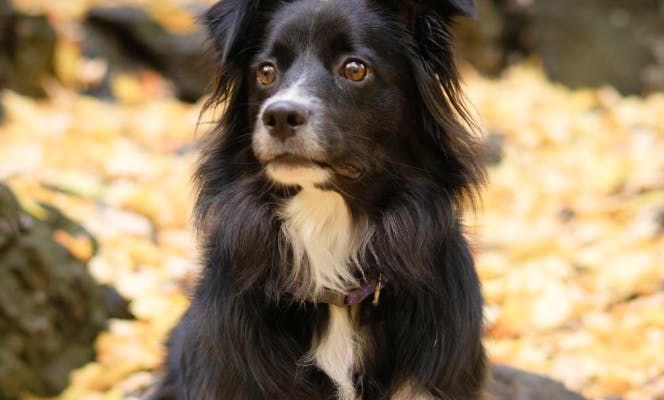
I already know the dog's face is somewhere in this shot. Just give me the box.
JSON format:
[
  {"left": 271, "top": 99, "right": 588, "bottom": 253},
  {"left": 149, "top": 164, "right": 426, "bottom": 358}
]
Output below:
[
  {"left": 203, "top": 0, "right": 480, "bottom": 199},
  {"left": 248, "top": 1, "right": 413, "bottom": 189}
]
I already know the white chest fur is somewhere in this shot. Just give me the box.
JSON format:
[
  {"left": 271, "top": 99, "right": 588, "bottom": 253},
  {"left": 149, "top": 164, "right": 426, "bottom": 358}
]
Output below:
[
  {"left": 280, "top": 188, "right": 361, "bottom": 295},
  {"left": 314, "top": 304, "right": 364, "bottom": 400},
  {"left": 279, "top": 188, "right": 368, "bottom": 399}
]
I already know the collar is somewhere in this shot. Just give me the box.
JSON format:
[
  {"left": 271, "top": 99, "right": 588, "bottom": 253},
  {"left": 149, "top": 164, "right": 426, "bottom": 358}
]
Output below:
[{"left": 290, "top": 275, "right": 385, "bottom": 307}]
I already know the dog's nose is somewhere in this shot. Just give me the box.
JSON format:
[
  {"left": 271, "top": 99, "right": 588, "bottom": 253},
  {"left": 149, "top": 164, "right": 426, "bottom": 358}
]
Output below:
[{"left": 261, "top": 101, "right": 308, "bottom": 141}]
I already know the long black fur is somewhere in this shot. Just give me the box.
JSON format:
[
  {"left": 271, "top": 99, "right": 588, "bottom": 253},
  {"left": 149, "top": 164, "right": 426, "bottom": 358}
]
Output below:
[{"left": 150, "top": 0, "right": 487, "bottom": 399}]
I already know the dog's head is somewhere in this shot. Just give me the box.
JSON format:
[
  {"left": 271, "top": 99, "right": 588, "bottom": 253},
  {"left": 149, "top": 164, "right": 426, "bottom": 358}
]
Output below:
[{"left": 201, "top": 0, "right": 481, "bottom": 203}]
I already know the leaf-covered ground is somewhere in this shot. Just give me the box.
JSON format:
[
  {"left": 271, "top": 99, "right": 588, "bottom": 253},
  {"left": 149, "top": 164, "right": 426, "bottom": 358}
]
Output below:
[
  {"left": 465, "top": 67, "right": 664, "bottom": 399},
  {"left": 3, "top": 2, "right": 664, "bottom": 399}
]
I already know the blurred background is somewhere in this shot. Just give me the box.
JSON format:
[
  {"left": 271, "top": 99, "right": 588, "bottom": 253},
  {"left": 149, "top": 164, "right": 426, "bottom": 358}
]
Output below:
[{"left": 0, "top": 0, "right": 662, "bottom": 399}]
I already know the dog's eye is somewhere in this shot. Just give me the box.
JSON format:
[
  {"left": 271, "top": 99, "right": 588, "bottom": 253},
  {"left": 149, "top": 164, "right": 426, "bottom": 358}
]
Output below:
[
  {"left": 257, "top": 63, "right": 277, "bottom": 85},
  {"left": 341, "top": 60, "right": 369, "bottom": 82}
]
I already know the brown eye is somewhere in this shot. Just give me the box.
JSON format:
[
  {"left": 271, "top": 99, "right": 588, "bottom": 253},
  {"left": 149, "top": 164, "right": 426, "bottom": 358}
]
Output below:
[
  {"left": 342, "top": 60, "right": 369, "bottom": 82},
  {"left": 257, "top": 63, "right": 277, "bottom": 85}
]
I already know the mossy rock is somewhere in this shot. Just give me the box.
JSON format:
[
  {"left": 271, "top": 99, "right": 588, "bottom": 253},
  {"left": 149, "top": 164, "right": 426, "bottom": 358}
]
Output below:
[{"left": 0, "top": 183, "right": 109, "bottom": 399}]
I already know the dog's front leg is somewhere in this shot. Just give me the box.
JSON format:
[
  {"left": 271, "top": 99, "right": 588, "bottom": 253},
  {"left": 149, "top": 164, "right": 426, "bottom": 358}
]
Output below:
[{"left": 169, "top": 287, "right": 332, "bottom": 400}]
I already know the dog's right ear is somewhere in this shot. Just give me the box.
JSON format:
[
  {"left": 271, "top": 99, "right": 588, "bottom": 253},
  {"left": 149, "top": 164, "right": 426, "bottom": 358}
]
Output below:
[{"left": 203, "top": 0, "right": 277, "bottom": 64}]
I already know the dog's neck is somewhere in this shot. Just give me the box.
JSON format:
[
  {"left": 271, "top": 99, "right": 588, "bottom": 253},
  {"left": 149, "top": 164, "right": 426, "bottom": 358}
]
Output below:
[{"left": 279, "top": 186, "right": 371, "bottom": 297}]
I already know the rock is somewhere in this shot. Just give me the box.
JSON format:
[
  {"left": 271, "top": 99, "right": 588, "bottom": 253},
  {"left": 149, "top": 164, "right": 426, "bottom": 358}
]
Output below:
[
  {"left": 487, "top": 364, "right": 587, "bottom": 400},
  {"left": 0, "top": 0, "right": 56, "bottom": 97},
  {"left": 455, "top": 0, "right": 664, "bottom": 95},
  {"left": 531, "top": 0, "right": 664, "bottom": 95},
  {"left": 83, "top": 6, "right": 216, "bottom": 102},
  {"left": 101, "top": 284, "right": 134, "bottom": 320},
  {"left": 483, "top": 132, "right": 505, "bottom": 165},
  {"left": 0, "top": 183, "right": 127, "bottom": 398}
]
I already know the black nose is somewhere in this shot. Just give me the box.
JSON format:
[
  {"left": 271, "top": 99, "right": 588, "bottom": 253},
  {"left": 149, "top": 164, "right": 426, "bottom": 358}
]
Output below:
[{"left": 261, "top": 101, "right": 308, "bottom": 141}]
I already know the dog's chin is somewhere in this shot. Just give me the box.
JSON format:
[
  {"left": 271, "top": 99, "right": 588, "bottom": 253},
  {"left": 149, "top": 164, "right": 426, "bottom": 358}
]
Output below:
[
  {"left": 263, "top": 154, "right": 364, "bottom": 187},
  {"left": 264, "top": 156, "right": 331, "bottom": 187}
]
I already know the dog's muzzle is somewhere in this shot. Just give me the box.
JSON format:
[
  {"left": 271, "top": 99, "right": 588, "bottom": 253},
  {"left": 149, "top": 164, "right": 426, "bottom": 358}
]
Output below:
[{"left": 253, "top": 96, "right": 363, "bottom": 185}]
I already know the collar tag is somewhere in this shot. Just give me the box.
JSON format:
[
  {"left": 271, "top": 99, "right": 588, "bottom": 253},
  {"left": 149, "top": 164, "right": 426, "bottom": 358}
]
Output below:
[
  {"left": 289, "top": 275, "right": 386, "bottom": 306},
  {"left": 371, "top": 274, "right": 383, "bottom": 306}
]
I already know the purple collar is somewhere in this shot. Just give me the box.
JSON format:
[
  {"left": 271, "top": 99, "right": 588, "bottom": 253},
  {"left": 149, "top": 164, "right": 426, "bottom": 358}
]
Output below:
[{"left": 290, "top": 275, "right": 385, "bottom": 307}]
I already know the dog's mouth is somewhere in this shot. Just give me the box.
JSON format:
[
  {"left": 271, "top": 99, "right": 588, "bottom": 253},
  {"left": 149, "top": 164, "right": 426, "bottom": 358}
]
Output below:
[{"left": 266, "top": 154, "right": 363, "bottom": 179}]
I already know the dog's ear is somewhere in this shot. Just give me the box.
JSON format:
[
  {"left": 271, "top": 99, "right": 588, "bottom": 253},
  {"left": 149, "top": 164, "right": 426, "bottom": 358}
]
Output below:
[
  {"left": 379, "top": 0, "right": 476, "bottom": 58},
  {"left": 203, "top": 0, "right": 279, "bottom": 64},
  {"left": 374, "top": 0, "right": 476, "bottom": 50},
  {"left": 418, "top": 0, "right": 477, "bottom": 18},
  {"left": 380, "top": 0, "right": 477, "bottom": 22},
  {"left": 442, "top": 0, "right": 476, "bottom": 18}
]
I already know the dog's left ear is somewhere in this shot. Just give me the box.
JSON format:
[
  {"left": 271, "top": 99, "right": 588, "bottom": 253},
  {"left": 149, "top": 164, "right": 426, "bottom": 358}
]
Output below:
[
  {"left": 425, "top": 0, "right": 477, "bottom": 18},
  {"left": 379, "top": 0, "right": 477, "bottom": 60},
  {"left": 374, "top": 0, "right": 476, "bottom": 47},
  {"left": 446, "top": 0, "right": 477, "bottom": 18},
  {"left": 388, "top": 0, "right": 477, "bottom": 20}
]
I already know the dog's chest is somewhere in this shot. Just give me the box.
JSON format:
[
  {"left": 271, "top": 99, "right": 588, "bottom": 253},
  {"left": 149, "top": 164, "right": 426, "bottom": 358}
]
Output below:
[
  {"left": 279, "top": 188, "right": 365, "bottom": 400},
  {"left": 313, "top": 304, "right": 364, "bottom": 400},
  {"left": 280, "top": 188, "right": 361, "bottom": 295}
]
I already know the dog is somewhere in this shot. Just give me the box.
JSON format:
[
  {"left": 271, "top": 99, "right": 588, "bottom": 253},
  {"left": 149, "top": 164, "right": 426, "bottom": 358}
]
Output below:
[{"left": 149, "top": 0, "right": 486, "bottom": 399}]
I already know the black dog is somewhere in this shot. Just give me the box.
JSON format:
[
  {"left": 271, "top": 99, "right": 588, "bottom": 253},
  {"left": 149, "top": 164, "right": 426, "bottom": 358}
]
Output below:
[{"left": 150, "top": 0, "right": 486, "bottom": 399}]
